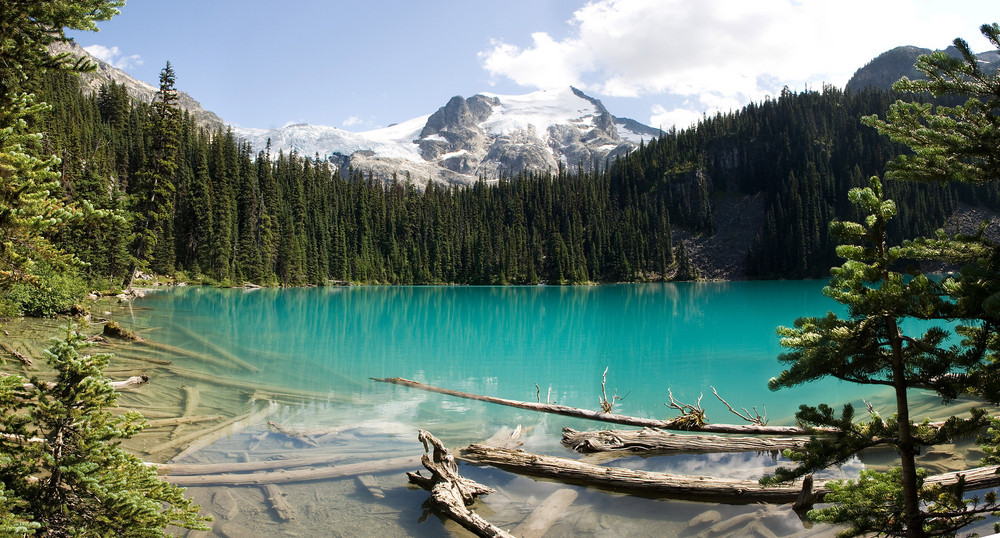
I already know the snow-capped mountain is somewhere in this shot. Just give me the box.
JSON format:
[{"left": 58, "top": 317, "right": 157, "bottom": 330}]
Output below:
[
  {"left": 59, "top": 40, "right": 659, "bottom": 186},
  {"left": 235, "top": 87, "right": 660, "bottom": 186}
]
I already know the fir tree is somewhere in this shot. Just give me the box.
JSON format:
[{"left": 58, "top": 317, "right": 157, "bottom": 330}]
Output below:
[
  {"left": 123, "top": 62, "right": 181, "bottom": 288},
  {"left": 766, "top": 23, "right": 1000, "bottom": 537},
  {"left": 0, "top": 330, "right": 209, "bottom": 535},
  {"left": 0, "top": 0, "right": 122, "bottom": 303}
]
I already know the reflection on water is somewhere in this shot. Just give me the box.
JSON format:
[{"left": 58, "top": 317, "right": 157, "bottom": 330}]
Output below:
[{"left": 98, "top": 283, "right": 991, "bottom": 536}]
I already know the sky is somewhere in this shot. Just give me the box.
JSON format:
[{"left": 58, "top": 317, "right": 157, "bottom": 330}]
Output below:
[{"left": 68, "top": 0, "right": 998, "bottom": 132}]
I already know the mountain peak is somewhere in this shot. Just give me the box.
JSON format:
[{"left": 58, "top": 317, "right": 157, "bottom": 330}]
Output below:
[{"left": 236, "top": 86, "right": 658, "bottom": 186}]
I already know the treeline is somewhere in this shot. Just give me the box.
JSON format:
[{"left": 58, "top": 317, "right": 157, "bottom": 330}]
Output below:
[
  {"left": 35, "top": 71, "right": 673, "bottom": 286},
  {"left": 34, "top": 72, "right": 1000, "bottom": 288}
]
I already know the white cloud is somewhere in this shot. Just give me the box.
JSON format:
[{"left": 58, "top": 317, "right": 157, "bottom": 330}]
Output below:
[
  {"left": 649, "top": 104, "right": 703, "bottom": 131},
  {"left": 342, "top": 116, "right": 364, "bottom": 127},
  {"left": 83, "top": 44, "right": 143, "bottom": 71},
  {"left": 479, "top": 0, "right": 997, "bottom": 129}
]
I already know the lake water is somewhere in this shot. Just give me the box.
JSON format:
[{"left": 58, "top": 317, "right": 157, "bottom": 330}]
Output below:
[{"left": 103, "top": 282, "right": 989, "bottom": 537}]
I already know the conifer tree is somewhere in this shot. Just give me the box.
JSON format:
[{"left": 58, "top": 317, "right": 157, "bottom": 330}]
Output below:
[
  {"left": 0, "top": 330, "right": 209, "bottom": 534},
  {"left": 123, "top": 61, "right": 181, "bottom": 288},
  {"left": 766, "top": 23, "right": 1000, "bottom": 537},
  {"left": 0, "top": 0, "right": 123, "bottom": 295}
]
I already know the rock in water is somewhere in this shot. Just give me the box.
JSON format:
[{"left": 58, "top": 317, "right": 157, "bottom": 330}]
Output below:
[{"left": 212, "top": 488, "right": 239, "bottom": 520}]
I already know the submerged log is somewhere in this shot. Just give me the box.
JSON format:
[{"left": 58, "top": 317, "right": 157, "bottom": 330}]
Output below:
[
  {"left": 510, "top": 488, "right": 578, "bottom": 538},
  {"left": 407, "top": 430, "right": 512, "bottom": 538},
  {"left": 461, "top": 444, "right": 808, "bottom": 503},
  {"left": 151, "top": 412, "right": 251, "bottom": 459},
  {"left": 169, "top": 324, "right": 260, "bottom": 372},
  {"left": 373, "top": 377, "right": 826, "bottom": 435},
  {"left": 356, "top": 474, "right": 385, "bottom": 499},
  {"left": 144, "top": 415, "right": 222, "bottom": 429},
  {"left": 163, "top": 455, "right": 421, "bottom": 486},
  {"left": 262, "top": 484, "right": 296, "bottom": 521},
  {"left": 561, "top": 427, "right": 810, "bottom": 454},
  {"left": 157, "top": 451, "right": 361, "bottom": 476},
  {"left": 0, "top": 342, "right": 32, "bottom": 367},
  {"left": 7, "top": 373, "right": 149, "bottom": 393}
]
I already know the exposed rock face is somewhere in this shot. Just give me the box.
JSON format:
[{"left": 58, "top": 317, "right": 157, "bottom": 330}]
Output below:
[
  {"left": 417, "top": 94, "right": 498, "bottom": 173},
  {"left": 411, "top": 87, "right": 643, "bottom": 181},
  {"left": 51, "top": 41, "right": 226, "bottom": 131}
]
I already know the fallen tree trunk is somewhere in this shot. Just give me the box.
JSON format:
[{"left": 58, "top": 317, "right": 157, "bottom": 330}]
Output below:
[
  {"left": 169, "top": 324, "right": 261, "bottom": 373},
  {"left": 150, "top": 412, "right": 251, "bottom": 458},
  {"left": 144, "top": 415, "right": 222, "bottom": 429},
  {"left": 373, "top": 377, "right": 826, "bottom": 435},
  {"left": 407, "top": 430, "right": 513, "bottom": 538},
  {"left": 462, "top": 443, "right": 809, "bottom": 503},
  {"left": 4, "top": 373, "right": 149, "bottom": 393},
  {"left": 510, "top": 488, "right": 578, "bottom": 538},
  {"left": 462, "top": 445, "right": 1000, "bottom": 507},
  {"left": 924, "top": 464, "right": 1000, "bottom": 491},
  {"left": 262, "top": 484, "right": 296, "bottom": 521},
  {"left": 0, "top": 342, "right": 32, "bottom": 367},
  {"left": 562, "top": 427, "right": 810, "bottom": 454},
  {"left": 163, "top": 455, "right": 421, "bottom": 486}
]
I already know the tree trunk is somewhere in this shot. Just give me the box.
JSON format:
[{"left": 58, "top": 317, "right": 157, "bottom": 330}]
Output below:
[
  {"left": 561, "top": 427, "right": 809, "bottom": 454},
  {"left": 461, "top": 443, "right": 810, "bottom": 502},
  {"left": 373, "top": 377, "right": 829, "bottom": 435},
  {"left": 407, "top": 430, "right": 512, "bottom": 538},
  {"left": 890, "top": 318, "right": 923, "bottom": 537}
]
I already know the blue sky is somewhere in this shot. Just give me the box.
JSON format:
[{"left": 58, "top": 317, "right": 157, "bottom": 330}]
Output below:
[{"left": 69, "top": 1, "right": 998, "bottom": 131}]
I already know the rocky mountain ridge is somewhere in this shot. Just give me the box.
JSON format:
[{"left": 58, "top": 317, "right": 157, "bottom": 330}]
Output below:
[
  {"left": 235, "top": 87, "right": 660, "bottom": 186},
  {"left": 52, "top": 41, "right": 226, "bottom": 131},
  {"left": 846, "top": 44, "right": 1000, "bottom": 92}
]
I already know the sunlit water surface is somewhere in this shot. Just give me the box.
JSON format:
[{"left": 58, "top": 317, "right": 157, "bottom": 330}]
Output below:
[{"left": 103, "top": 282, "right": 990, "bottom": 537}]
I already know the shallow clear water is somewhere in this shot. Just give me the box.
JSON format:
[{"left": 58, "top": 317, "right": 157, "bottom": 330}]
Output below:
[
  {"left": 104, "top": 282, "right": 989, "bottom": 536},
  {"left": 127, "top": 281, "right": 882, "bottom": 424}
]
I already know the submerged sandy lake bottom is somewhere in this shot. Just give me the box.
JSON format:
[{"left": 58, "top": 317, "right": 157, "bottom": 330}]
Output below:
[{"left": 6, "top": 282, "right": 997, "bottom": 536}]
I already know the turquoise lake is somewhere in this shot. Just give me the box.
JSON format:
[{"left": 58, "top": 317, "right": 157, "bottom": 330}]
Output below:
[
  {"left": 129, "top": 281, "right": 879, "bottom": 425},
  {"left": 108, "top": 281, "right": 987, "bottom": 536}
]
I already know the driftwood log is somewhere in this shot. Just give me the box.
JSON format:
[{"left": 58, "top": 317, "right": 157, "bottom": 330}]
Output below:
[
  {"left": 461, "top": 443, "right": 809, "bottom": 503},
  {"left": 407, "top": 430, "right": 513, "bottom": 538},
  {"left": 562, "top": 427, "right": 810, "bottom": 454},
  {"left": 3, "top": 373, "right": 149, "bottom": 393},
  {"left": 262, "top": 484, "right": 296, "bottom": 521},
  {"left": 373, "top": 377, "right": 826, "bottom": 435},
  {"left": 0, "top": 342, "right": 32, "bottom": 367},
  {"left": 510, "top": 488, "right": 578, "bottom": 538},
  {"left": 463, "top": 443, "right": 1000, "bottom": 507},
  {"left": 163, "top": 455, "right": 422, "bottom": 486}
]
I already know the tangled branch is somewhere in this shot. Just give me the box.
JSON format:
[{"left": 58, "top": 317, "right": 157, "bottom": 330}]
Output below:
[
  {"left": 710, "top": 386, "right": 767, "bottom": 426},
  {"left": 666, "top": 388, "right": 706, "bottom": 429}
]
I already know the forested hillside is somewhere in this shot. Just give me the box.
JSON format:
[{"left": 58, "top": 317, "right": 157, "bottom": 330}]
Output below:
[
  {"left": 31, "top": 71, "right": 1000, "bottom": 291},
  {"left": 611, "top": 85, "right": 1000, "bottom": 278}
]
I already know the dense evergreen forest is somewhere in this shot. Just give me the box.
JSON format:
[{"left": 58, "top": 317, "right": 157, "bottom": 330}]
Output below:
[{"left": 29, "top": 71, "right": 1000, "bottom": 293}]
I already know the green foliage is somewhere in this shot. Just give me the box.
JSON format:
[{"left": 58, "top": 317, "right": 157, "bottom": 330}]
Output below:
[
  {"left": 863, "top": 23, "right": 1000, "bottom": 187},
  {"left": 0, "top": 330, "right": 209, "bottom": 535},
  {"left": 0, "top": 0, "right": 124, "bottom": 98},
  {"left": 767, "top": 176, "right": 998, "bottom": 536},
  {"left": 768, "top": 22, "right": 1000, "bottom": 537},
  {"left": 0, "top": 0, "right": 123, "bottom": 311},
  {"left": 812, "top": 468, "right": 998, "bottom": 538},
  {"left": 0, "top": 265, "right": 87, "bottom": 317}
]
